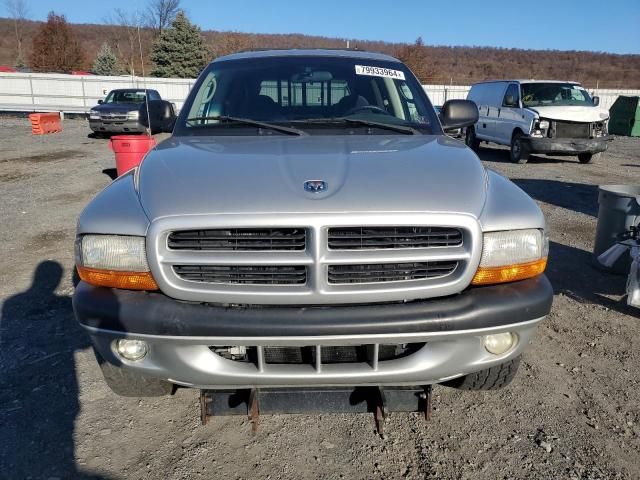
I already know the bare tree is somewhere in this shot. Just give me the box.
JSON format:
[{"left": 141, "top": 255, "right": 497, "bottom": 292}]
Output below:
[
  {"left": 144, "top": 0, "right": 180, "bottom": 36},
  {"left": 103, "top": 8, "right": 143, "bottom": 74},
  {"left": 4, "top": 0, "right": 30, "bottom": 66}
]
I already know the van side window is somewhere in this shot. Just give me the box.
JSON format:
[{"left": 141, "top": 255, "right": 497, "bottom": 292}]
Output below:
[{"left": 502, "top": 84, "right": 520, "bottom": 107}]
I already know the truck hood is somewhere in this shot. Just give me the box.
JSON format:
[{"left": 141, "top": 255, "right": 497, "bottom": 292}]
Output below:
[
  {"left": 137, "top": 135, "right": 488, "bottom": 221},
  {"left": 91, "top": 103, "right": 141, "bottom": 113},
  {"left": 527, "top": 105, "right": 609, "bottom": 122}
]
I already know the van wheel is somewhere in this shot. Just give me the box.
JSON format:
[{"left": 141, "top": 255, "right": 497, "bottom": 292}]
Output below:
[
  {"left": 465, "top": 127, "right": 480, "bottom": 151},
  {"left": 510, "top": 132, "right": 530, "bottom": 164},
  {"left": 94, "top": 348, "right": 174, "bottom": 397},
  {"left": 443, "top": 356, "right": 521, "bottom": 390},
  {"left": 578, "top": 152, "right": 599, "bottom": 164}
]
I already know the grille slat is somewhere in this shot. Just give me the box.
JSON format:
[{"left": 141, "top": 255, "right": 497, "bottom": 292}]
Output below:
[
  {"left": 168, "top": 228, "right": 306, "bottom": 251},
  {"left": 328, "top": 226, "right": 462, "bottom": 250},
  {"left": 328, "top": 261, "right": 458, "bottom": 284},
  {"left": 174, "top": 265, "right": 306, "bottom": 285}
]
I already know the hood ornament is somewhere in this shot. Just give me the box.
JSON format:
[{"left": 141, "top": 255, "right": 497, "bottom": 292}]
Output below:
[{"left": 304, "top": 180, "right": 328, "bottom": 193}]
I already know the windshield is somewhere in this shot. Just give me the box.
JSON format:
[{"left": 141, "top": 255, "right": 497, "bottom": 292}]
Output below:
[
  {"left": 521, "top": 83, "right": 594, "bottom": 107},
  {"left": 175, "top": 56, "right": 440, "bottom": 135},
  {"left": 104, "top": 90, "right": 147, "bottom": 104}
]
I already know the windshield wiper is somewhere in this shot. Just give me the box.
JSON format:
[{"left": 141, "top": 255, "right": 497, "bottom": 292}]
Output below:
[
  {"left": 293, "top": 117, "right": 418, "bottom": 135},
  {"left": 185, "top": 116, "right": 305, "bottom": 136}
]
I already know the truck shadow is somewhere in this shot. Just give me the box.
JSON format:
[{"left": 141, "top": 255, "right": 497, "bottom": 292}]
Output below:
[
  {"left": 512, "top": 178, "right": 599, "bottom": 217},
  {"left": 0, "top": 261, "right": 111, "bottom": 479},
  {"left": 547, "top": 241, "right": 638, "bottom": 318}
]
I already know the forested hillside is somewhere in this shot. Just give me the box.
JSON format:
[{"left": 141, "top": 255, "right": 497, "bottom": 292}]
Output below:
[{"left": 0, "top": 17, "right": 638, "bottom": 88}]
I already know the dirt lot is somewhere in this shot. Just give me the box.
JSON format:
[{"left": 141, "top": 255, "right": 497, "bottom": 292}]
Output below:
[{"left": 1, "top": 117, "right": 639, "bottom": 480}]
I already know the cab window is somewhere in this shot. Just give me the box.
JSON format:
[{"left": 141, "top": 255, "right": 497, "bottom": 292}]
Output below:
[{"left": 502, "top": 84, "right": 520, "bottom": 107}]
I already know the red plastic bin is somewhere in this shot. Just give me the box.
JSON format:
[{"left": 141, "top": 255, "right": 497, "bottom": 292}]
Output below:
[{"left": 109, "top": 135, "right": 157, "bottom": 177}]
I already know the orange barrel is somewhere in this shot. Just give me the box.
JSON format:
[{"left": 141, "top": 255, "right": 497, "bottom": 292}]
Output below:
[{"left": 109, "top": 135, "right": 157, "bottom": 177}]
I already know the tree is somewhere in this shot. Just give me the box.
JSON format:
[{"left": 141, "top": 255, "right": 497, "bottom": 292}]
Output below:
[
  {"left": 104, "top": 9, "right": 144, "bottom": 75},
  {"left": 4, "top": 0, "right": 30, "bottom": 67},
  {"left": 30, "top": 12, "right": 85, "bottom": 73},
  {"left": 396, "top": 37, "right": 432, "bottom": 83},
  {"left": 92, "top": 43, "right": 120, "bottom": 75},
  {"left": 145, "top": 0, "right": 180, "bottom": 36},
  {"left": 150, "top": 11, "right": 208, "bottom": 78}
]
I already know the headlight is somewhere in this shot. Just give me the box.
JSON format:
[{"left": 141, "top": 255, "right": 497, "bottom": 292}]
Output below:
[
  {"left": 127, "top": 110, "right": 140, "bottom": 119},
  {"left": 472, "top": 229, "right": 548, "bottom": 285},
  {"left": 89, "top": 109, "right": 100, "bottom": 119},
  {"left": 75, "top": 235, "right": 158, "bottom": 290},
  {"left": 537, "top": 120, "right": 550, "bottom": 130}
]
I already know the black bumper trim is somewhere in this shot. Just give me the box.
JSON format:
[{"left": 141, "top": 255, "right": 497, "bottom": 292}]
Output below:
[
  {"left": 526, "top": 136, "right": 611, "bottom": 154},
  {"left": 73, "top": 276, "right": 553, "bottom": 337}
]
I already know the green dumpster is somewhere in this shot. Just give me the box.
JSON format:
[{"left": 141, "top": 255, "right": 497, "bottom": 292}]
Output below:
[{"left": 608, "top": 96, "right": 640, "bottom": 137}]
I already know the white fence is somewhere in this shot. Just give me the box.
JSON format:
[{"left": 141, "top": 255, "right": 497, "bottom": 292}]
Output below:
[{"left": 0, "top": 72, "right": 638, "bottom": 114}]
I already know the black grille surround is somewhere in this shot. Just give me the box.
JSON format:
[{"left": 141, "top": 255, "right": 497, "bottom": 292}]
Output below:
[
  {"left": 168, "top": 228, "right": 306, "bottom": 251},
  {"left": 328, "top": 261, "right": 458, "bottom": 284},
  {"left": 328, "top": 226, "right": 463, "bottom": 250},
  {"left": 173, "top": 265, "right": 307, "bottom": 285},
  {"left": 552, "top": 120, "right": 591, "bottom": 139}
]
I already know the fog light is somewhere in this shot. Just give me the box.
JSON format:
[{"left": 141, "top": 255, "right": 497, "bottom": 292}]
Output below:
[
  {"left": 483, "top": 333, "right": 515, "bottom": 355},
  {"left": 115, "top": 339, "right": 148, "bottom": 361}
]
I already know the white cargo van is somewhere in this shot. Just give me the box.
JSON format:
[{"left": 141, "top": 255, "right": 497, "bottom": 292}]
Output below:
[{"left": 465, "top": 80, "right": 611, "bottom": 164}]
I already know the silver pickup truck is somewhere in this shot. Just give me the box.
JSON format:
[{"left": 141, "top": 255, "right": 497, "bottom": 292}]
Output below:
[{"left": 73, "top": 50, "right": 552, "bottom": 424}]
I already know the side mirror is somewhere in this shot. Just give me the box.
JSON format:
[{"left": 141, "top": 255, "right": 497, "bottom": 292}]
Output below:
[
  {"left": 592, "top": 96, "right": 600, "bottom": 107},
  {"left": 504, "top": 95, "right": 517, "bottom": 107},
  {"left": 139, "top": 100, "right": 177, "bottom": 134},
  {"left": 97, "top": 99, "right": 104, "bottom": 104},
  {"left": 440, "top": 99, "right": 479, "bottom": 131}
]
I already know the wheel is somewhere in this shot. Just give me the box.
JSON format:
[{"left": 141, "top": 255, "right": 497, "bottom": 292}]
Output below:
[
  {"left": 465, "top": 126, "right": 480, "bottom": 151},
  {"left": 510, "top": 131, "right": 530, "bottom": 164},
  {"left": 578, "top": 152, "right": 599, "bottom": 164},
  {"left": 94, "top": 348, "right": 173, "bottom": 397},
  {"left": 442, "top": 356, "right": 521, "bottom": 390}
]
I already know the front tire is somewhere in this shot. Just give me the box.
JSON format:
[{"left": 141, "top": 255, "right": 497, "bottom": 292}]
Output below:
[
  {"left": 510, "top": 132, "right": 530, "bottom": 164},
  {"left": 443, "top": 356, "right": 521, "bottom": 390},
  {"left": 465, "top": 126, "right": 481, "bottom": 151},
  {"left": 578, "top": 152, "right": 600, "bottom": 164},
  {"left": 94, "top": 349, "right": 173, "bottom": 397}
]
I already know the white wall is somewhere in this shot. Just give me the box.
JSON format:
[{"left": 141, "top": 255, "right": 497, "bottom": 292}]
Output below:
[{"left": 0, "top": 72, "right": 637, "bottom": 114}]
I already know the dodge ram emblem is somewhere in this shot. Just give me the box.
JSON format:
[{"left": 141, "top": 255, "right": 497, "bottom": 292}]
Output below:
[{"left": 304, "top": 180, "right": 327, "bottom": 193}]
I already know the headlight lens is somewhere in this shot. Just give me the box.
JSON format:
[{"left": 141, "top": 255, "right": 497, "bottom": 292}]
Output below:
[
  {"left": 75, "top": 235, "right": 158, "bottom": 290},
  {"left": 537, "top": 120, "right": 550, "bottom": 130},
  {"left": 127, "top": 110, "right": 140, "bottom": 119},
  {"left": 472, "top": 229, "right": 548, "bottom": 285},
  {"left": 89, "top": 109, "right": 100, "bottom": 119}
]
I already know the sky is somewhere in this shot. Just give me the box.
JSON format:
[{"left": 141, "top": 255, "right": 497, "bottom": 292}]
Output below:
[{"left": 11, "top": 0, "right": 640, "bottom": 54}]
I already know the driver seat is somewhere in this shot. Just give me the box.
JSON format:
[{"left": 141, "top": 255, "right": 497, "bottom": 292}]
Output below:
[{"left": 332, "top": 94, "right": 369, "bottom": 117}]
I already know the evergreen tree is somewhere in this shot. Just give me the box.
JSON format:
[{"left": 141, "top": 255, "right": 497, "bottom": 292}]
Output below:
[
  {"left": 150, "top": 11, "right": 208, "bottom": 78},
  {"left": 30, "top": 12, "right": 85, "bottom": 73},
  {"left": 92, "top": 43, "right": 120, "bottom": 76}
]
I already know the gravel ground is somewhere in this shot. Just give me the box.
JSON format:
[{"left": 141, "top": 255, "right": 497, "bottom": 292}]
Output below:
[{"left": 1, "top": 117, "right": 639, "bottom": 480}]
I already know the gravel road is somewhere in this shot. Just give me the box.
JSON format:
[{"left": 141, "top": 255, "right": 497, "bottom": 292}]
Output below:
[{"left": 1, "top": 117, "right": 639, "bottom": 479}]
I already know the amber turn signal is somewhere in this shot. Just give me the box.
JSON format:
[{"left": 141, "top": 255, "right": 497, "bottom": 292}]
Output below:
[
  {"left": 471, "top": 258, "right": 547, "bottom": 286},
  {"left": 77, "top": 266, "right": 159, "bottom": 290}
]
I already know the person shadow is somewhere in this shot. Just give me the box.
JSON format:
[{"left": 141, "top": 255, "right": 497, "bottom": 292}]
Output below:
[{"left": 0, "top": 261, "right": 111, "bottom": 479}]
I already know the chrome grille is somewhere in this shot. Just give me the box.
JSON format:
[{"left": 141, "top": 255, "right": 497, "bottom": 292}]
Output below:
[
  {"left": 328, "top": 261, "right": 458, "bottom": 284},
  {"left": 150, "top": 213, "right": 481, "bottom": 305},
  {"left": 173, "top": 265, "right": 307, "bottom": 285},
  {"left": 328, "top": 226, "right": 462, "bottom": 250},
  {"left": 168, "top": 228, "right": 306, "bottom": 251}
]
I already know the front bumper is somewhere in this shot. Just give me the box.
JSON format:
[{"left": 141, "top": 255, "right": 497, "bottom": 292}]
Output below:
[
  {"left": 526, "top": 135, "right": 611, "bottom": 155},
  {"left": 74, "top": 276, "right": 553, "bottom": 388},
  {"left": 89, "top": 119, "right": 145, "bottom": 133}
]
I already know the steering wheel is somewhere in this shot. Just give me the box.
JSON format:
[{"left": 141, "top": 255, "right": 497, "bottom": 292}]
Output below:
[{"left": 343, "top": 105, "right": 392, "bottom": 116}]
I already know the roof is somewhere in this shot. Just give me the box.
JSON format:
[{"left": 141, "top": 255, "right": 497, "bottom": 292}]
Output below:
[
  {"left": 472, "top": 79, "right": 582, "bottom": 86},
  {"left": 213, "top": 49, "right": 400, "bottom": 64}
]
